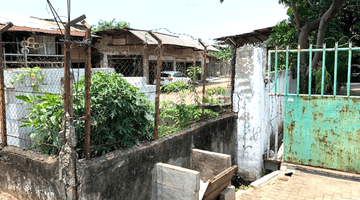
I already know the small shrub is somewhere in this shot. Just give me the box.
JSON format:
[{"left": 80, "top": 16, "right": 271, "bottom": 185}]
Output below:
[
  {"left": 159, "top": 101, "right": 218, "bottom": 137},
  {"left": 10, "top": 67, "right": 45, "bottom": 92}
]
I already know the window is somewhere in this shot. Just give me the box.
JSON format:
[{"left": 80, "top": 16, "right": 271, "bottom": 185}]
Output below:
[{"left": 161, "top": 73, "right": 170, "bottom": 77}]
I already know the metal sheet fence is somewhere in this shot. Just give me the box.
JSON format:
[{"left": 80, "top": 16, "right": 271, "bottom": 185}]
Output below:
[
  {"left": 0, "top": 38, "right": 233, "bottom": 160},
  {"left": 266, "top": 42, "right": 360, "bottom": 162}
]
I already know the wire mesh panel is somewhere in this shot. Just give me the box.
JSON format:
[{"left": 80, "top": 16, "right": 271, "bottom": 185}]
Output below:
[{"left": 1, "top": 41, "right": 64, "bottom": 151}]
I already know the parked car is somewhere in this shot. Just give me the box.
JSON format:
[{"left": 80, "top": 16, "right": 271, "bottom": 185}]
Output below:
[
  {"left": 352, "top": 64, "right": 360, "bottom": 82},
  {"left": 154, "top": 71, "right": 191, "bottom": 85}
]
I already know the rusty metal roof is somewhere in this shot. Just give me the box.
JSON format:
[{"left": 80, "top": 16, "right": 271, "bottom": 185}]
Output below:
[
  {"left": 0, "top": 13, "right": 86, "bottom": 37},
  {"left": 215, "top": 26, "right": 274, "bottom": 47},
  {"left": 96, "top": 28, "right": 218, "bottom": 52}
]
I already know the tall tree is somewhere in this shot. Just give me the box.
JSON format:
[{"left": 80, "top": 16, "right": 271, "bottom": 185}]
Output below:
[{"left": 268, "top": 0, "right": 360, "bottom": 92}]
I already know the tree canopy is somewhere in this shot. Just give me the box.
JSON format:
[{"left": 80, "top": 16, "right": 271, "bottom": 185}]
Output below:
[
  {"left": 269, "top": 0, "right": 360, "bottom": 93},
  {"left": 91, "top": 18, "right": 129, "bottom": 32}
]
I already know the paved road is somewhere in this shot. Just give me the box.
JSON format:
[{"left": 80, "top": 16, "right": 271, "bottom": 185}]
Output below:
[{"left": 236, "top": 164, "right": 360, "bottom": 200}]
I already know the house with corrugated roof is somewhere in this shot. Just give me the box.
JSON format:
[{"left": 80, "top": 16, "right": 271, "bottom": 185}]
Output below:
[
  {"left": 0, "top": 13, "right": 88, "bottom": 68},
  {"left": 93, "top": 28, "right": 218, "bottom": 84}
]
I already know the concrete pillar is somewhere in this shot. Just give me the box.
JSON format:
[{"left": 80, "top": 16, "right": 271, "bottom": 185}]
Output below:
[
  {"left": 233, "top": 46, "right": 267, "bottom": 181},
  {"left": 143, "top": 53, "right": 149, "bottom": 84},
  {"left": 173, "top": 58, "right": 177, "bottom": 71},
  {"left": 101, "top": 54, "right": 109, "bottom": 68}
]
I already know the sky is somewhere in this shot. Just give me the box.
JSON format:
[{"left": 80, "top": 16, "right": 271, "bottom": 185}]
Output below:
[{"left": 0, "top": 0, "right": 288, "bottom": 43}]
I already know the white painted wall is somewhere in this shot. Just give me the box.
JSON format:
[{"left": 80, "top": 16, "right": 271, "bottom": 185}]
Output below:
[
  {"left": 233, "top": 46, "right": 296, "bottom": 181},
  {"left": 233, "top": 46, "right": 267, "bottom": 181},
  {"left": 1, "top": 68, "right": 156, "bottom": 148}
]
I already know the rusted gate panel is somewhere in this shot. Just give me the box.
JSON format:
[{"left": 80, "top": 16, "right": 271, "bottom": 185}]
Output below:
[{"left": 284, "top": 96, "right": 360, "bottom": 173}]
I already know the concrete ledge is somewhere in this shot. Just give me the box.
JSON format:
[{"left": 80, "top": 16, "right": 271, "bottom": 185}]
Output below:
[
  {"left": 250, "top": 170, "right": 281, "bottom": 189},
  {"left": 192, "top": 149, "right": 231, "bottom": 182},
  {"left": 219, "top": 186, "right": 235, "bottom": 200}
]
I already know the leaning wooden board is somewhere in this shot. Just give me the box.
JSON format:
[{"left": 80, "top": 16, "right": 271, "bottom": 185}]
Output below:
[{"left": 202, "top": 165, "right": 237, "bottom": 200}]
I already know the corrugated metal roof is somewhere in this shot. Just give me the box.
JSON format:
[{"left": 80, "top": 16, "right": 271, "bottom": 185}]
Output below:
[
  {"left": 0, "top": 13, "right": 86, "bottom": 37},
  {"left": 128, "top": 29, "right": 218, "bottom": 52},
  {"left": 214, "top": 26, "right": 274, "bottom": 47}
]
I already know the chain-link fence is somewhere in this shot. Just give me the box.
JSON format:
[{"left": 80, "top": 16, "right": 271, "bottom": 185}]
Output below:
[
  {"left": 0, "top": 41, "right": 64, "bottom": 152},
  {"left": 0, "top": 34, "right": 234, "bottom": 159}
]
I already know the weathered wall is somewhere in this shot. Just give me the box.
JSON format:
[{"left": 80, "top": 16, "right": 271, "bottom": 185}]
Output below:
[
  {"left": 0, "top": 146, "right": 65, "bottom": 200},
  {"left": 76, "top": 113, "right": 237, "bottom": 200},
  {"left": 152, "top": 163, "right": 200, "bottom": 200},
  {"left": 233, "top": 46, "right": 267, "bottom": 181},
  {"left": 284, "top": 96, "right": 360, "bottom": 173}
]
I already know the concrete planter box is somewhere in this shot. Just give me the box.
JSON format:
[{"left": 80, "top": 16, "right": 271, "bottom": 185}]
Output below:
[{"left": 152, "top": 149, "right": 235, "bottom": 200}]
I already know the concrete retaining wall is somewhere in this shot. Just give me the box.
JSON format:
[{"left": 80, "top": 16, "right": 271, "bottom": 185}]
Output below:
[
  {"left": 0, "top": 146, "right": 65, "bottom": 200},
  {"left": 76, "top": 113, "right": 237, "bottom": 200}
]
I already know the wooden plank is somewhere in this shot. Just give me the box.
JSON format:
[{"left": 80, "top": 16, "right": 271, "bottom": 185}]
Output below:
[{"left": 202, "top": 165, "right": 237, "bottom": 200}]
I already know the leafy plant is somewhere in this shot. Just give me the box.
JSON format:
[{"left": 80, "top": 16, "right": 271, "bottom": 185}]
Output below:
[
  {"left": 159, "top": 66, "right": 221, "bottom": 137},
  {"left": 313, "top": 67, "right": 332, "bottom": 94},
  {"left": 187, "top": 66, "right": 202, "bottom": 86},
  {"left": 10, "top": 67, "right": 45, "bottom": 92},
  {"left": 206, "top": 87, "right": 226, "bottom": 96},
  {"left": 159, "top": 102, "right": 218, "bottom": 137},
  {"left": 17, "top": 93, "right": 62, "bottom": 154},
  {"left": 209, "top": 47, "right": 232, "bottom": 63},
  {"left": 160, "top": 81, "right": 191, "bottom": 94},
  {"left": 17, "top": 71, "right": 154, "bottom": 157}
]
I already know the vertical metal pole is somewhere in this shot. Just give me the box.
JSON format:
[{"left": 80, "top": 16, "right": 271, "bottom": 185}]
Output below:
[
  {"left": 308, "top": 44, "right": 313, "bottom": 96},
  {"left": 321, "top": 44, "right": 326, "bottom": 97},
  {"left": 297, "top": 45, "right": 300, "bottom": 96},
  {"left": 201, "top": 49, "right": 207, "bottom": 121},
  {"left": 285, "top": 46, "right": 289, "bottom": 96},
  {"left": 347, "top": 43, "right": 352, "bottom": 97},
  {"left": 266, "top": 51, "right": 271, "bottom": 159},
  {"left": 333, "top": 43, "right": 338, "bottom": 97},
  {"left": 230, "top": 46, "right": 236, "bottom": 110},
  {"left": 149, "top": 31, "right": 162, "bottom": 140},
  {"left": 275, "top": 95, "right": 279, "bottom": 159},
  {"left": 83, "top": 23, "right": 91, "bottom": 160},
  {"left": 274, "top": 47, "right": 278, "bottom": 94},
  {"left": 0, "top": 34, "right": 7, "bottom": 147},
  {"left": 62, "top": 22, "right": 71, "bottom": 144}
]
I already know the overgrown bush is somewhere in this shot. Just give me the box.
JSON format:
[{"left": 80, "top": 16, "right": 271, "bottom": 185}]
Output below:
[
  {"left": 159, "top": 66, "right": 219, "bottom": 137},
  {"left": 17, "top": 71, "right": 154, "bottom": 158},
  {"left": 160, "top": 81, "right": 191, "bottom": 94},
  {"left": 159, "top": 102, "right": 218, "bottom": 137}
]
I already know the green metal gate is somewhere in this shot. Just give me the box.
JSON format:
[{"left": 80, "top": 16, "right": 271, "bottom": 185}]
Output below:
[{"left": 268, "top": 43, "right": 360, "bottom": 173}]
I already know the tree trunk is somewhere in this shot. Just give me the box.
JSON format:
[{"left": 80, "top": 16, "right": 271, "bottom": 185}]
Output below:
[{"left": 297, "top": 19, "right": 321, "bottom": 93}]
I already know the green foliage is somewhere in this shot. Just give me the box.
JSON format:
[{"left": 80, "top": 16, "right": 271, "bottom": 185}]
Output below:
[
  {"left": 160, "top": 81, "right": 191, "bottom": 94},
  {"left": 92, "top": 18, "right": 129, "bottom": 32},
  {"left": 209, "top": 47, "right": 232, "bottom": 63},
  {"left": 17, "top": 71, "right": 154, "bottom": 157},
  {"left": 206, "top": 87, "right": 226, "bottom": 96},
  {"left": 268, "top": 0, "right": 360, "bottom": 91},
  {"left": 187, "top": 66, "right": 202, "bottom": 85},
  {"left": 10, "top": 67, "right": 45, "bottom": 92},
  {"left": 159, "top": 102, "right": 218, "bottom": 137},
  {"left": 313, "top": 67, "right": 332, "bottom": 94},
  {"left": 159, "top": 65, "right": 222, "bottom": 137},
  {"left": 17, "top": 93, "right": 62, "bottom": 154}
]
